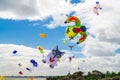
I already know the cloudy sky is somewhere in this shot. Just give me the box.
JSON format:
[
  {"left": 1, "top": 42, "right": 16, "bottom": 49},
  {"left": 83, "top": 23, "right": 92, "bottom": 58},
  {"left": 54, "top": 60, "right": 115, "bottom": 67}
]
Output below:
[{"left": 0, "top": 0, "right": 120, "bottom": 76}]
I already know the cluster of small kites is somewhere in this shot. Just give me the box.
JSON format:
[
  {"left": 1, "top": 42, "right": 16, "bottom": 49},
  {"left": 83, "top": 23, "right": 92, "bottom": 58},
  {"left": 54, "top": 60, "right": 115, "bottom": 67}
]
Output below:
[
  {"left": 13, "top": 50, "right": 38, "bottom": 75},
  {"left": 18, "top": 59, "right": 38, "bottom": 75},
  {"left": 18, "top": 63, "right": 32, "bottom": 75},
  {"left": 12, "top": 1, "right": 102, "bottom": 76}
]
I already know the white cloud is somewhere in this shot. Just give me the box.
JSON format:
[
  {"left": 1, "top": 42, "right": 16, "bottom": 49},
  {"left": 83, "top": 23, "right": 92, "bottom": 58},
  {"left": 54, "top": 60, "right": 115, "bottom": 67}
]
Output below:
[
  {"left": 0, "top": 0, "right": 40, "bottom": 20},
  {"left": 0, "top": 0, "right": 72, "bottom": 21},
  {"left": 0, "top": 44, "right": 120, "bottom": 76},
  {"left": 81, "top": 36, "right": 120, "bottom": 57}
]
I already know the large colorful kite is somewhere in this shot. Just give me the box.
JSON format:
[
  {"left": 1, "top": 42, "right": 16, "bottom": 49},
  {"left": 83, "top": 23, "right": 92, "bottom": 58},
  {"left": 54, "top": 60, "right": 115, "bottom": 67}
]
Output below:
[
  {"left": 64, "top": 16, "right": 87, "bottom": 44},
  {"left": 42, "top": 46, "right": 65, "bottom": 68}
]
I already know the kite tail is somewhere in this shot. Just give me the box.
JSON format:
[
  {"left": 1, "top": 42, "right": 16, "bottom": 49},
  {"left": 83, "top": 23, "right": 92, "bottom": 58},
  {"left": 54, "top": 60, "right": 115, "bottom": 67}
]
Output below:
[{"left": 77, "top": 32, "right": 87, "bottom": 44}]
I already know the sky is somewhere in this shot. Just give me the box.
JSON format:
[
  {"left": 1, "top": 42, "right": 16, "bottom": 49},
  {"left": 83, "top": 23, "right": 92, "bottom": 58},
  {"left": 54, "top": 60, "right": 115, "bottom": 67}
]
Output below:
[{"left": 0, "top": 0, "right": 120, "bottom": 76}]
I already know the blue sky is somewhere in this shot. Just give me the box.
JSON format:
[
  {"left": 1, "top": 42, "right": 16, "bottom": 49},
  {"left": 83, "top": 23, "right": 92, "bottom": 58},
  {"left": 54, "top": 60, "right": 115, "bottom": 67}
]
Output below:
[
  {"left": 0, "top": 18, "right": 83, "bottom": 54},
  {"left": 0, "top": 18, "right": 62, "bottom": 48},
  {"left": 0, "top": 0, "right": 83, "bottom": 52}
]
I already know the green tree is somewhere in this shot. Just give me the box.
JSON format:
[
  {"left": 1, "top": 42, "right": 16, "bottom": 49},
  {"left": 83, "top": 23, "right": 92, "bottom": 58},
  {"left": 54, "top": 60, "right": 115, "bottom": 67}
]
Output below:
[
  {"left": 111, "top": 72, "right": 117, "bottom": 77},
  {"left": 117, "top": 72, "right": 120, "bottom": 76},
  {"left": 105, "top": 71, "right": 111, "bottom": 78}
]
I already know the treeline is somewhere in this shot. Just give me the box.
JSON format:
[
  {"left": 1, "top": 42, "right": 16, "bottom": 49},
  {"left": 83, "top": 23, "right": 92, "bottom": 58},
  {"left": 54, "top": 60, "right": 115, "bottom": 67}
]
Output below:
[{"left": 47, "top": 70, "right": 120, "bottom": 80}]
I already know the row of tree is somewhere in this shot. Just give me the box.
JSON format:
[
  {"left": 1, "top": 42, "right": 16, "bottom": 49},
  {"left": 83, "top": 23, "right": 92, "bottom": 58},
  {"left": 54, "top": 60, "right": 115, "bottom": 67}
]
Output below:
[
  {"left": 47, "top": 70, "right": 120, "bottom": 80},
  {"left": 84, "top": 70, "right": 120, "bottom": 80}
]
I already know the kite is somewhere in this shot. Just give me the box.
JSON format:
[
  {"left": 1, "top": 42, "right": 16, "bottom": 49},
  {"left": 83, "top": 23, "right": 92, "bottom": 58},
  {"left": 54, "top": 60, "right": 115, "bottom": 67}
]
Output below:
[
  {"left": 69, "top": 57, "right": 72, "bottom": 63},
  {"left": 69, "top": 45, "right": 74, "bottom": 50},
  {"left": 37, "top": 46, "right": 44, "bottom": 57},
  {"left": 30, "top": 59, "right": 38, "bottom": 67},
  {"left": 69, "top": 56, "right": 75, "bottom": 63},
  {"left": 26, "top": 67, "right": 31, "bottom": 72},
  {"left": 18, "top": 63, "right": 22, "bottom": 67},
  {"left": 19, "top": 71, "right": 23, "bottom": 75},
  {"left": 0, "top": 76, "right": 6, "bottom": 80},
  {"left": 42, "top": 46, "right": 65, "bottom": 68},
  {"left": 96, "top": 1, "right": 102, "bottom": 10},
  {"left": 78, "top": 67, "right": 80, "bottom": 70},
  {"left": 63, "top": 40, "right": 67, "bottom": 44},
  {"left": 30, "top": 77, "right": 34, "bottom": 80},
  {"left": 13, "top": 50, "right": 17, "bottom": 54},
  {"left": 93, "top": 1, "right": 102, "bottom": 15},
  {"left": 64, "top": 16, "right": 87, "bottom": 44},
  {"left": 40, "top": 33, "right": 46, "bottom": 38},
  {"left": 82, "top": 60, "right": 86, "bottom": 62}
]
